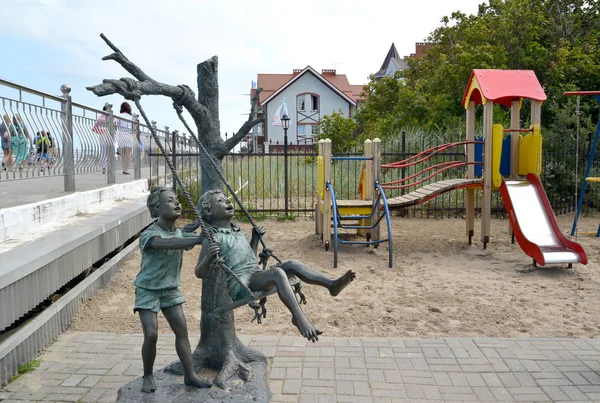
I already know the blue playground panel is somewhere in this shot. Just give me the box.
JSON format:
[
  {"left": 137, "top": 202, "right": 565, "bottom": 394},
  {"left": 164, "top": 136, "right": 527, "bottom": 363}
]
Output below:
[{"left": 473, "top": 135, "right": 511, "bottom": 177}]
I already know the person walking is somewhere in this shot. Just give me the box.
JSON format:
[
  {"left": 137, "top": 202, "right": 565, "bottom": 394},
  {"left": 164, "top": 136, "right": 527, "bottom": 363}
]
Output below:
[
  {"left": 117, "top": 101, "right": 135, "bottom": 175},
  {"left": 93, "top": 102, "right": 117, "bottom": 174},
  {"left": 2, "top": 115, "right": 16, "bottom": 170},
  {"left": 1, "top": 116, "right": 11, "bottom": 171},
  {"left": 36, "top": 131, "right": 52, "bottom": 172},
  {"left": 13, "top": 114, "right": 32, "bottom": 170}
]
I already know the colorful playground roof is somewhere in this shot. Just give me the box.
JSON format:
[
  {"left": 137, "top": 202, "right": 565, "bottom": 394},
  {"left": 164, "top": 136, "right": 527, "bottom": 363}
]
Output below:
[{"left": 462, "top": 69, "right": 547, "bottom": 108}]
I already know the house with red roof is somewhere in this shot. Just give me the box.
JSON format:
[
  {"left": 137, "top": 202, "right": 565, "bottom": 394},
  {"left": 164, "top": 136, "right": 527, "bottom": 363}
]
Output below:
[{"left": 249, "top": 66, "right": 365, "bottom": 152}]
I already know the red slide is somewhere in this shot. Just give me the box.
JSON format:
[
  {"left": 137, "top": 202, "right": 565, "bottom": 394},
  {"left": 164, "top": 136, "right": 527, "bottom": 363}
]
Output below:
[{"left": 500, "top": 173, "right": 587, "bottom": 266}]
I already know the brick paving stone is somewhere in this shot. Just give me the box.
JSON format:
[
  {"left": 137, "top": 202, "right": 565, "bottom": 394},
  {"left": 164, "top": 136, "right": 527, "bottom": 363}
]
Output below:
[
  {"left": 409, "top": 358, "right": 429, "bottom": 371},
  {"left": 422, "top": 385, "right": 443, "bottom": 400},
  {"left": 336, "top": 380, "right": 354, "bottom": 395},
  {"left": 472, "top": 386, "right": 497, "bottom": 401},
  {"left": 405, "top": 384, "right": 425, "bottom": 399},
  {"left": 564, "top": 371, "right": 592, "bottom": 385},
  {"left": 490, "top": 388, "right": 514, "bottom": 402},
  {"left": 395, "top": 358, "right": 413, "bottom": 370},
  {"left": 282, "top": 367, "right": 299, "bottom": 379},
  {"left": 559, "top": 385, "right": 589, "bottom": 400},
  {"left": 299, "top": 385, "right": 334, "bottom": 395},
  {"left": 433, "top": 372, "right": 452, "bottom": 386},
  {"left": 498, "top": 372, "right": 521, "bottom": 388},
  {"left": 541, "top": 385, "right": 570, "bottom": 401},
  {"left": 282, "top": 378, "right": 301, "bottom": 394},
  {"left": 353, "top": 381, "right": 371, "bottom": 396},
  {"left": 350, "top": 357, "right": 366, "bottom": 369}
]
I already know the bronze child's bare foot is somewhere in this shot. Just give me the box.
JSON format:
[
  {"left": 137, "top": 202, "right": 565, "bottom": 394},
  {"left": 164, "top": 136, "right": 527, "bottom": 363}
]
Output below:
[
  {"left": 142, "top": 375, "right": 157, "bottom": 393},
  {"left": 292, "top": 315, "right": 323, "bottom": 342},
  {"left": 184, "top": 373, "right": 211, "bottom": 388},
  {"left": 329, "top": 270, "right": 356, "bottom": 297}
]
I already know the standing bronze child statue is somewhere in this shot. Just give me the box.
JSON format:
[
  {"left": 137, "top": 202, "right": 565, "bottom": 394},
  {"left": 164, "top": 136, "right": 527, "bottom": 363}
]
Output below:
[
  {"left": 196, "top": 189, "right": 356, "bottom": 342},
  {"left": 135, "top": 186, "right": 211, "bottom": 392}
]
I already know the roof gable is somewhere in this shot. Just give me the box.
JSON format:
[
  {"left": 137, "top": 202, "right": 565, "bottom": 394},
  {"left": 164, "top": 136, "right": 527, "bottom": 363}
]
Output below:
[
  {"left": 259, "top": 66, "right": 357, "bottom": 106},
  {"left": 462, "top": 69, "right": 547, "bottom": 108}
]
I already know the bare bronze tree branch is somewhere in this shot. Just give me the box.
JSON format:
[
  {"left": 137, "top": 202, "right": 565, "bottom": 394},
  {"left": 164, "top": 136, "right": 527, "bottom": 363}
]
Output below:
[
  {"left": 86, "top": 33, "right": 207, "bottom": 120},
  {"left": 225, "top": 87, "right": 264, "bottom": 151}
]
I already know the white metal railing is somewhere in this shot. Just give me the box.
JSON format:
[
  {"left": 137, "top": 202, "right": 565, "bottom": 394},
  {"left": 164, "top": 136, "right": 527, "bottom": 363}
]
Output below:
[{"left": 0, "top": 78, "right": 191, "bottom": 190}]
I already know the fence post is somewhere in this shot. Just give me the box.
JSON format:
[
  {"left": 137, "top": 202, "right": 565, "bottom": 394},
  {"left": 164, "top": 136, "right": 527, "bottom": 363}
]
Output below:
[
  {"left": 183, "top": 133, "right": 188, "bottom": 171},
  {"left": 133, "top": 113, "right": 141, "bottom": 180},
  {"left": 60, "top": 84, "right": 75, "bottom": 192},
  {"left": 107, "top": 107, "right": 116, "bottom": 184},
  {"left": 401, "top": 130, "right": 406, "bottom": 196},
  {"left": 172, "top": 129, "right": 178, "bottom": 193}
]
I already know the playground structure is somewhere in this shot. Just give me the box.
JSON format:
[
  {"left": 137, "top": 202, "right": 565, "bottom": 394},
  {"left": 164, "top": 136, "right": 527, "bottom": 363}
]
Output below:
[
  {"left": 316, "top": 138, "right": 393, "bottom": 268},
  {"left": 566, "top": 91, "right": 600, "bottom": 238},
  {"left": 461, "top": 69, "right": 586, "bottom": 266},
  {"left": 316, "top": 69, "right": 587, "bottom": 268}
]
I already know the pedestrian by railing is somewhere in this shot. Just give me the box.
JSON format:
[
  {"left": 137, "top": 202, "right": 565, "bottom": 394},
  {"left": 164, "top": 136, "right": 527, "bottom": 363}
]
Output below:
[{"left": 0, "top": 78, "right": 185, "bottom": 192}]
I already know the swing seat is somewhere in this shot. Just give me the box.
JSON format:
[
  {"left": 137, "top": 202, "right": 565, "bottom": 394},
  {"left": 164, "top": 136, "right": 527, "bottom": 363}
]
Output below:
[{"left": 210, "top": 277, "right": 301, "bottom": 318}]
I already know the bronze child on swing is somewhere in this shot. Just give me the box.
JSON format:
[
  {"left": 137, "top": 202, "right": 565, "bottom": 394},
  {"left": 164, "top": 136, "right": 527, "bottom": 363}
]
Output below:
[
  {"left": 135, "top": 187, "right": 211, "bottom": 393},
  {"left": 195, "top": 189, "right": 356, "bottom": 342}
]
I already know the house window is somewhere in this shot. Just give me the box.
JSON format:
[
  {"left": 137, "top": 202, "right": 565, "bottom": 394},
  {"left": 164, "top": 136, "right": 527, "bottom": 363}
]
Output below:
[
  {"left": 298, "top": 124, "right": 318, "bottom": 144},
  {"left": 297, "top": 93, "right": 319, "bottom": 112},
  {"left": 297, "top": 95, "right": 306, "bottom": 111}
]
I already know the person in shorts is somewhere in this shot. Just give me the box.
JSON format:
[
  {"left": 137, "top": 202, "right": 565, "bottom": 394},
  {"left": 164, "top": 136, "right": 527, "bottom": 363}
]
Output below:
[{"left": 134, "top": 186, "right": 210, "bottom": 393}]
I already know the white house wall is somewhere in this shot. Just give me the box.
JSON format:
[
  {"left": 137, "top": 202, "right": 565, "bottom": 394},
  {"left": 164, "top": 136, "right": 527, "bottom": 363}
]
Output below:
[{"left": 266, "top": 72, "right": 352, "bottom": 145}]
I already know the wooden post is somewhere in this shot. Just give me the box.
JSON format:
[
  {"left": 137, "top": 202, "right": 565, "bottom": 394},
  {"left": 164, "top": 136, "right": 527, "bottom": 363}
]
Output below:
[
  {"left": 531, "top": 100, "right": 542, "bottom": 176},
  {"left": 323, "top": 139, "right": 332, "bottom": 248},
  {"left": 481, "top": 101, "right": 494, "bottom": 248},
  {"left": 360, "top": 139, "right": 373, "bottom": 236},
  {"left": 465, "top": 101, "right": 475, "bottom": 244},
  {"left": 372, "top": 138, "right": 382, "bottom": 243},
  {"left": 316, "top": 140, "right": 324, "bottom": 238},
  {"left": 508, "top": 100, "right": 521, "bottom": 236}
]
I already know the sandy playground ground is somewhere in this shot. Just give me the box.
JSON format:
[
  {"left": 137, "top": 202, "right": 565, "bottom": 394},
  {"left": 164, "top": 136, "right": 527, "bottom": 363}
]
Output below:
[{"left": 69, "top": 214, "right": 600, "bottom": 340}]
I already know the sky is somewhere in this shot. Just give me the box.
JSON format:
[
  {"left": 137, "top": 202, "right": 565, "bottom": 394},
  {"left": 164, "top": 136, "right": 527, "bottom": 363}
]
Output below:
[{"left": 0, "top": 0, "right": 485, "bottom": 139}]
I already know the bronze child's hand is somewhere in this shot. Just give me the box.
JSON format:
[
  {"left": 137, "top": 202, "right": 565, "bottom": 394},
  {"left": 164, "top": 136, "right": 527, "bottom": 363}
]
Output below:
[{"left": 207, "top": 243, "right": 220, "bottom": 260}]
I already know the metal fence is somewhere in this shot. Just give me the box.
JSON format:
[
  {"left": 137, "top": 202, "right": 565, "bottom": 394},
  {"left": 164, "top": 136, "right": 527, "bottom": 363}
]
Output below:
[
  {"left": 150, "top": 130, "right": 599, "bottom": 219},
  {"left": 0, "top": 78, "right": 189, "bottom": 189}
]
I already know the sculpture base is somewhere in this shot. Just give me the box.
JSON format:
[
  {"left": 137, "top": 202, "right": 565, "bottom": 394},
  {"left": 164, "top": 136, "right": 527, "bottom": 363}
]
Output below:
[{"left": 116, "top": 360, "right": 271, "bottom": 403}]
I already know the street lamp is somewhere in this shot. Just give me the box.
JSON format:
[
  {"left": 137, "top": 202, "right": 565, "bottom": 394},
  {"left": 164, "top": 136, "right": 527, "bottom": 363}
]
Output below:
[{"left": 281, "top": 113, "right": 290, "bottom": 214}]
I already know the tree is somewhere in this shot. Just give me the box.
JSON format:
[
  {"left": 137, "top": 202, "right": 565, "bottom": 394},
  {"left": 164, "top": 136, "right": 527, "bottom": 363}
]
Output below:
[
  {"left": 316, "top": 109, "right": 358, "bottom": 154},
  {"left": 87, "top": 34, "right": 265, "bottom": 389},
  {"left": 87, "top": 34, "right": 263, "bottom": 192},
  {"left": 355, "top": 0, "right": 600, "bottom": 136}
]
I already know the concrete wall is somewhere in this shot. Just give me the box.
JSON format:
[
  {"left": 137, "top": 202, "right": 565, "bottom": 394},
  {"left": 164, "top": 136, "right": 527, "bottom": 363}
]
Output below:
[{"left": 0, "top": 179, "right": 148, "bottom": 245}]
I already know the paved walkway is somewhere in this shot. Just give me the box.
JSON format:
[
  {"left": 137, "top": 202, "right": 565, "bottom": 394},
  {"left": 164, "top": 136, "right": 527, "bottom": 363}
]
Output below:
[{"left": 2, "top": 333, "right": 600, "bottom": 402}]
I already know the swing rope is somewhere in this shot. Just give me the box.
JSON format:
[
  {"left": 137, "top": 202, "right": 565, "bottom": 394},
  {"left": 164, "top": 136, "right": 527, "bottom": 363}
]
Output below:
[
  {"left": 575, "top": 96, "right": 580, "bottom": 241},
  {"left": 133, "top": 97, "right": 257, "bottom": 309},
  {"left": 170, "top": 85, "right": 281, "bottom": 267}
]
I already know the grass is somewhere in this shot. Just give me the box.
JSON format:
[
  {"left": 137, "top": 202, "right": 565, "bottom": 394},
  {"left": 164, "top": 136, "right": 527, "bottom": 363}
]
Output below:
[
  {"left": 276, "top": 213, "right": 297, "bottom": 222},
  {"left": 158, "top": 125, "right": 593, "bottom": 218},
  {"left": 10, "top": 359, "right": 40, "bottom": 382}
]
